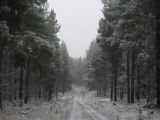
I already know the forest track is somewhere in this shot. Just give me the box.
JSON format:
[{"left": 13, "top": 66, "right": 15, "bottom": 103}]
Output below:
[{"left": 70, "top": 96, "right": 109, "bottom": 120}]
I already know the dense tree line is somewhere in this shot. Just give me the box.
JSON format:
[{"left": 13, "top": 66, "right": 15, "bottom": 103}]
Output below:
[
  {"left": 85, "top": 41, "right": 110, "bottom": 97},
  {"left": 69, "top": 57, "right": 86, "bottom": 86},
  {"left": 0, "top": 0, "right": 70, "bottom": 109},
  {"left": 85, "top": 0, "right": 159, "bottom": 106}
]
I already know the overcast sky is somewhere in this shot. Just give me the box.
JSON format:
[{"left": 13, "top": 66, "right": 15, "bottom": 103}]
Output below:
[{"left": 48, "top": 0, "right": 103, "bottom": 58}]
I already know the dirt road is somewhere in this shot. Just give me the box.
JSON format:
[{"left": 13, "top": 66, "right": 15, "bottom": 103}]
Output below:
[{"left": 70, "top": 96, "right": 109, "bottom": 120}]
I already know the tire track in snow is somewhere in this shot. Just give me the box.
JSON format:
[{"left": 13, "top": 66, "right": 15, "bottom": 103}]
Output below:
[
  {"left": 70, "top": 97, "right": 82, "bottom": 120},
  {"left": 78, "top": 99, "right": 109, "bottom": 120},
  {"left": 70, "top": 96, "right": 109, "bottom": 120}
]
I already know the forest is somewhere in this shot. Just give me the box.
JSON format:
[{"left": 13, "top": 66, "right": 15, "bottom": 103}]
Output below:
[
  {"left": 0, "top": 0, "right": 72, "bottom": 108},
  {"left": 85, "top": 0, "right": 158, "bottom": 104},
  {"left": 0, "top": 0, "right": 160, "bottom": 120}
]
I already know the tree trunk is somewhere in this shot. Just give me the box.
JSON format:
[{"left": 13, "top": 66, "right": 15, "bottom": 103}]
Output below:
[
  {"left": 103, "top": 72, "right": 106, "bottom": 96},
  {"left": 24, "top": 58, "right": 30, "bottom": 104},
  {"left": 127, "top": 50, "right": 131, "bottom": 103},
  {"left": 156, "top": 25, "right": 160, "bottom": 106},
  {"left": 55, "top": 78, "right": 58, "bottom": 99},
  {"left": 13, "top": 78, "right": 17, "bottom": 100},
  {"left": 110, "top": 59, "right": 114, "bottom": 101},
  {"left": 147, "top": 59, "right": 151, "bottom": 103},
  {"left": 105, "top": 74, "right": 108, "bottom": 97},
  {"left": 38, "top": 67, "right": 42, "bottom": 99},
  {"left": 0, "top": 50, "right": 3, "bottom": 109},
  {"left": 96, "top": 71, "right": 99, "bottom": 96},
  {"left": 136, "top": 64, "right": 140, "bottom": 101},
  {"left": 100, "top": 71, "right": 102, "bottom": 97},
  {"left": 131, "top": 49, "right": 135, "bottom": 103},
  {"left": 114, "top": 60, "right": 117, "bottom": 101},
  {"left": 111, "top": 81, "right": 113, "bottom": 101},
  {"left": 19, "top": 67, "right": 23, "bottom": 106},
  {"left": 120, "top": 82, "right": 124, "bottom": 99},
  {"left": 156, "top": 0, "right": 160, "bottom": 107},
  {"left": 48, "top": 91, "right": 52, "bottom": 101},
  {"left": 122, "top": 85, "right": 124, "bottom": 99},
  {"left": 156, "top": 57, "right": 160, "bottom": 107},
  {"left": 62, "top": 78, "right": 65, "bottom": 94},
  {"left": 62, "top": 72, "right": 66, "bottom": 94},
  {"left": 40, "top": 77, "right": 43, "bottom": 99},
  {"left": 36, "top": 69, "right": 39, "bottom": 105},
  {"left": 156, "top": 1, "right": 160, "bottom": 106},
  {"left": 97, "top": 71, "right": 100, "bottom": 97}
]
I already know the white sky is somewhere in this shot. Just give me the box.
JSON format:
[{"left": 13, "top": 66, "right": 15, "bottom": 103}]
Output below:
[{"left": 48, "top": 0, "right": 103, "bottom": 58}]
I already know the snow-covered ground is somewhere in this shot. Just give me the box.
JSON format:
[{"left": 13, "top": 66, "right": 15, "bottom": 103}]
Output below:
[
  {"left": 0, "top": 94, "right": 73, "bottom": 120},
  {"left": 83, "top": 91, "right": 160, "bottom": 120},
  {"left": 0, "top": 90, "right": 160, "bottom": 120},
  {"left": 70, "top": 96, "right": 109, "bottom": 120}
]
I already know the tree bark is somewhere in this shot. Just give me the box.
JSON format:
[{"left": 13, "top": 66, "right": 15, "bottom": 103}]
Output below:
[
  {"left": 156, "top": 1, "right": 160, "bottom": 106},
  {"left": 48, "top": 91, "right": 52, "bottom": 101},
  {"left": 103, "top": 72, "right": 106, "bottom": 96},
  {"left": 100, "top": 70, "right": 102, "bottom": 97},
  {"left": 19, "top": 67, "right": 23, "bottom": 106},
  {"left": 136, "top": 64, "right": 140, "bottom": 101},
  {"left": 55, "top": 78, "right": 58, "bottom": 99},
  {"left": 131, "top": 49, "right": 135, "bottom": 103},
  {"left": 36, "top": 70, "right": 39, "bottom": 106},
  {"left": 110, "top": 59, "right": 114, "bottom": 101},
  {"left": 62, "top": 72, "right": 66, "bottom": 94},
  {"left": 97, "top": 70, "right": 100, "bottom": 97},
  {"left": 96, "top": 71, "right": 99, "bottom": 96},
  {"left": 62, "top": 78, "right": 65, "bottom": 94},
  {"left": 38, "top": 67, "right": 42, "bottom": 99},
  {"left": 24, "top": 58, "right": 30, "bottom": 104},
  {"left": 147, "top": 59, "right": 151, "bottom": 103},
  {"left": 111, "top": 81, "right": 113, "bottom": 101},
  {"left": 120, "top": 82, "right": 124, "bottom": 99},
  {"left": 0, "top": 50, "right": 3, "bottom": 109},
  {"left": 156, "top": 28, "right": 160, "bottom": 106},
  {"left": 127, "top": 50, "right": 131, "bottom": 103},
  {"left": 114, "top": 59, "right": 117, "bottom": 101}
]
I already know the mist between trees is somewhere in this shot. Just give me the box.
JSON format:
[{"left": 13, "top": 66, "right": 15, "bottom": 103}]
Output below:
[{"left": 0, "top": 0, "right": 160, "bottom": 112}]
